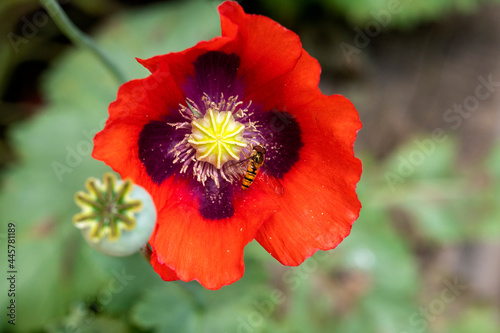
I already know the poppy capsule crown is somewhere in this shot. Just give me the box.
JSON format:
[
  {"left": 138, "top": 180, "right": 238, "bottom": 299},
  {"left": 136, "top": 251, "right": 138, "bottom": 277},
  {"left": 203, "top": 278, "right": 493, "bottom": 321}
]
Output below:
[{"left": 92, "top": 1, "right": 362, "bottom": 289}]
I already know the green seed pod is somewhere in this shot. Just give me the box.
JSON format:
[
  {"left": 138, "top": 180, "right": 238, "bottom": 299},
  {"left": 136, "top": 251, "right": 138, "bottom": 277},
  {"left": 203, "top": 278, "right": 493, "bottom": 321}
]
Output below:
[{"left": 73, "top": 173, "right": 156, "bottom": 256}]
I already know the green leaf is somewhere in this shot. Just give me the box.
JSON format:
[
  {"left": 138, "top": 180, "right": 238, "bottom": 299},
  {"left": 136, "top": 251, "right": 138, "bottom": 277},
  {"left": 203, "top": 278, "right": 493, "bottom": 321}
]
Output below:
[
  {"left": 324, "top": 0, "right": 485, "bottom": 29},
  {"left": 447, "top": 306, "right": 500, "bottom": 333},
  {"left": 131, "top": 284, "right": 198, "bottom": 333},
  {"left": 342, "top": 203, "right": 419, "bottom": 296},
  {"left": 0, "top": 1, "right": 222, "bottom": 331},
  {"left": 383, "top": 136, "right": 456, "bottom": 183}
]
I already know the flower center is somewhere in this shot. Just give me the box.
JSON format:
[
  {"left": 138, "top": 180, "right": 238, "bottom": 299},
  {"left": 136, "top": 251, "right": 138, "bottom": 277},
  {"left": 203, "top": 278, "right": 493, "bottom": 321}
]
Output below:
[
  {"left": 167, "top": 94, "right": 262, "bottom": 187},
  {"left": 188, "top": 108, "right": 247, "bottom": 169}
]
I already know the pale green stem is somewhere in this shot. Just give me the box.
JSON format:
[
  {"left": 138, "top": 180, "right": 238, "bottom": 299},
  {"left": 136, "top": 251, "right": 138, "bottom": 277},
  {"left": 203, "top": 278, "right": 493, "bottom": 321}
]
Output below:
[{"left": 40, "top": 0, "right": 127, "bottom": 84}]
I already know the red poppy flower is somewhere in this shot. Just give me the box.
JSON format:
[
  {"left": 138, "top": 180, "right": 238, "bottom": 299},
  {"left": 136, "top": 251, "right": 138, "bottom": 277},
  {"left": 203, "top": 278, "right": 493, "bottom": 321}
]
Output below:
[{"left": 93, "top": 1, "right": 361, "bottom": 289}]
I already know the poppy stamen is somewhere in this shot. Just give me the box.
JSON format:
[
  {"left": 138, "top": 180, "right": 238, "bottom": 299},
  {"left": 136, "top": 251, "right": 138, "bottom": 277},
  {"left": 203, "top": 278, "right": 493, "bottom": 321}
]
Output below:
[{"left": 168, "top": 94, "right": 262, "bottom": 187}]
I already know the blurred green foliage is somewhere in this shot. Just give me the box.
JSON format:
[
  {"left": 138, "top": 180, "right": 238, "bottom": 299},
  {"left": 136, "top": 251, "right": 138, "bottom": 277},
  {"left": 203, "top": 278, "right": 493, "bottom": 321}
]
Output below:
[
  {"left": 262, "top": 0, "right": 500, "bottom": 28},
  {"left": 1, "top": 0, "right": 500, "bottom": 333},
  {"left": 0, "top": 0, "right": 112, "bottom": 100}
]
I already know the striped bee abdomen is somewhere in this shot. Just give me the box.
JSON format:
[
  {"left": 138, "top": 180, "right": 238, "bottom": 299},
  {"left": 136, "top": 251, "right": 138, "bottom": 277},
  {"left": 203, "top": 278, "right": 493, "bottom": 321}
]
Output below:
[{"left": 241, "top": 145, "right": 266, "bottom": 190}]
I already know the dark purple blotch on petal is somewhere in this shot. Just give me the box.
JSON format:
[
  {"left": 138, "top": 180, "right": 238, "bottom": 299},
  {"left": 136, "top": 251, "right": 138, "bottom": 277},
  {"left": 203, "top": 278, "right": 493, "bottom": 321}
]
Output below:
[
  {"left": 183, "top": 51, "right": 245, "bottom": 107},
  {"left": 196, "top": 179, "right": 235, "bottom": 220},
  {"left": 252, "top": 111, "right": 302, "bottom": 179},
  {"left": 138, "top": 119, "right": 187, "bottom": 184}
]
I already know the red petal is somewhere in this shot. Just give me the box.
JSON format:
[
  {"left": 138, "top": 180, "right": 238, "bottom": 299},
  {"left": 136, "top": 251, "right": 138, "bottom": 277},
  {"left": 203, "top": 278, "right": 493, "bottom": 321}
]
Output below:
[
  {"left": 151, "top": 246, "right": 180, "bottom": 281},
  {"left": 218, "top": 1, "right": 302, "bottom": 95},
  {"left": 245, "top": 48, "right": 322, "bottom": 114},
  {"left": 151, "top": 178, "right": 279, "bottom": 290},
  {"left": 137, "top": 36, "right": 230, "bottom": 76},
  {"left": 92, "top": 63, "right": 184, "bottom": 212},
  {"left": 255, "top": 95, "right": 362, "bottom": 265},
  {"left": 138, "top": 2, "right": 302, "bottom": 98}
]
